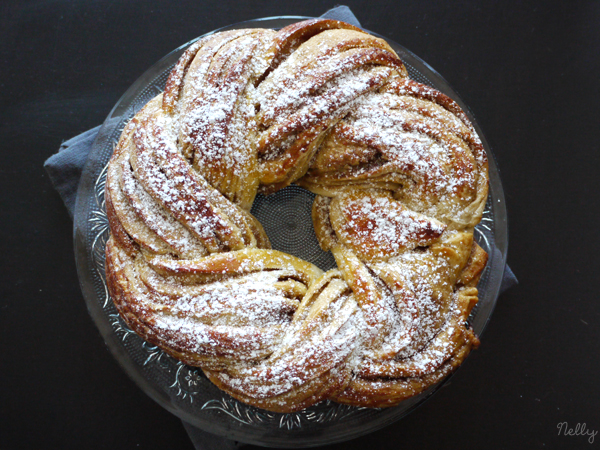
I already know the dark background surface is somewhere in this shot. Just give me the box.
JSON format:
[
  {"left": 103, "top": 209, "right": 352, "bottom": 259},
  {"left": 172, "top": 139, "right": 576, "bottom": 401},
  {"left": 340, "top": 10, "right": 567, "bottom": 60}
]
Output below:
[{"left": 1, "top": 1, "right": 599, "bottom": 449}]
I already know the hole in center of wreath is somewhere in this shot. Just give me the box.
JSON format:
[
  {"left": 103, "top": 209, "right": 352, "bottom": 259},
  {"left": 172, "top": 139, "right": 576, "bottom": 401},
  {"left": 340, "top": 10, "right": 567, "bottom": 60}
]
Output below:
[{"left": 250, "top": 184, "right": 336, "bottom": 271}]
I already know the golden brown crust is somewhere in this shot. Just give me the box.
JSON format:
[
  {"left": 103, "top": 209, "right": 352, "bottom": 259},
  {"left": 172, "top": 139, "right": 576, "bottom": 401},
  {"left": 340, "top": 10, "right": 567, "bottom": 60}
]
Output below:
[{"left": 104, "top": 19, "right": 489, "bottom": 412}]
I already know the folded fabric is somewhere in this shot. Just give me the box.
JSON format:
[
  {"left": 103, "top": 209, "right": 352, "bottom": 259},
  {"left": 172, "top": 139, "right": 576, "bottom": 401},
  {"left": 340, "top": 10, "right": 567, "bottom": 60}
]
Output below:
[{"left": 45, "top": 125, "right": 102, "bottom": 219}]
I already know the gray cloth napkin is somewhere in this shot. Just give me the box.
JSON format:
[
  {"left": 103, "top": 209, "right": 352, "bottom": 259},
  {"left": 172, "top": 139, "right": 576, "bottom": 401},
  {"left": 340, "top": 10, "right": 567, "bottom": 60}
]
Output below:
[
  {"left": 44, "top": 5, "right": 517, "bottom": 449},
  {"left": 45, "top": 125, "right": 102, "bottom": 219}
]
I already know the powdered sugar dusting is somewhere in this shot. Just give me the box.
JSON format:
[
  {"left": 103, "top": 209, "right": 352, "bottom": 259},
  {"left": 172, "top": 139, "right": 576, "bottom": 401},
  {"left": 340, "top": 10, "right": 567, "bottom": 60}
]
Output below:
[
  {"left": 132, "top": 113, "right": 242, "bottom": 251},
  {"left": 120, "top": 155, "right": 207, "bottom": 258},
  {"left": 333, "top": 191, "right": 446, "bottom": 259},
  {"left": 105, "top": 20, "right": 487, "bottom": 411}
]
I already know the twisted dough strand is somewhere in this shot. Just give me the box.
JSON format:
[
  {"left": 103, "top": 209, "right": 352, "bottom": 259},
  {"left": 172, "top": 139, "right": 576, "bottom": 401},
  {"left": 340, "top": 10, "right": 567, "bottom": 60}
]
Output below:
[{"left": 105, "top": 19, "right": 489, "bottom": 412}]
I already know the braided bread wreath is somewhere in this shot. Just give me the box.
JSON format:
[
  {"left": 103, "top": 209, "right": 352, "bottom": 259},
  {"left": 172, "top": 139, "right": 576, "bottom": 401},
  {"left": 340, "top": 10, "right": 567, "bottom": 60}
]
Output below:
[{"left": 105, "top": 19, "right": 489, "bottom": 413}]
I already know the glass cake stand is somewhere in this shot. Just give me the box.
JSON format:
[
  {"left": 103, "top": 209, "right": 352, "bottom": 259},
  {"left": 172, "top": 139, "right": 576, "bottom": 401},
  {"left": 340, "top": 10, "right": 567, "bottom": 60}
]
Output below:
[{"left": 73, "top": 16, "right": 508, "bottom": 448}]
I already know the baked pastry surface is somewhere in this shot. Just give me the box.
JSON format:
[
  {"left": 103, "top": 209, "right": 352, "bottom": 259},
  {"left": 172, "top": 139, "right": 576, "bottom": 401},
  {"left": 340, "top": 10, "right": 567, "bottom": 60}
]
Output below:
[{"left": 105, "top": 19, "right": 489, "bottom": 412}]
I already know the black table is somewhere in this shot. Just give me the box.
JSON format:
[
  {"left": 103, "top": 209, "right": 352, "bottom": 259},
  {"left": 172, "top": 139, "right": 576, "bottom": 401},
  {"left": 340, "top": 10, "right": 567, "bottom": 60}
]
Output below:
[{"left": 2, "top": 1, "right": 599, "bottom": 449}]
